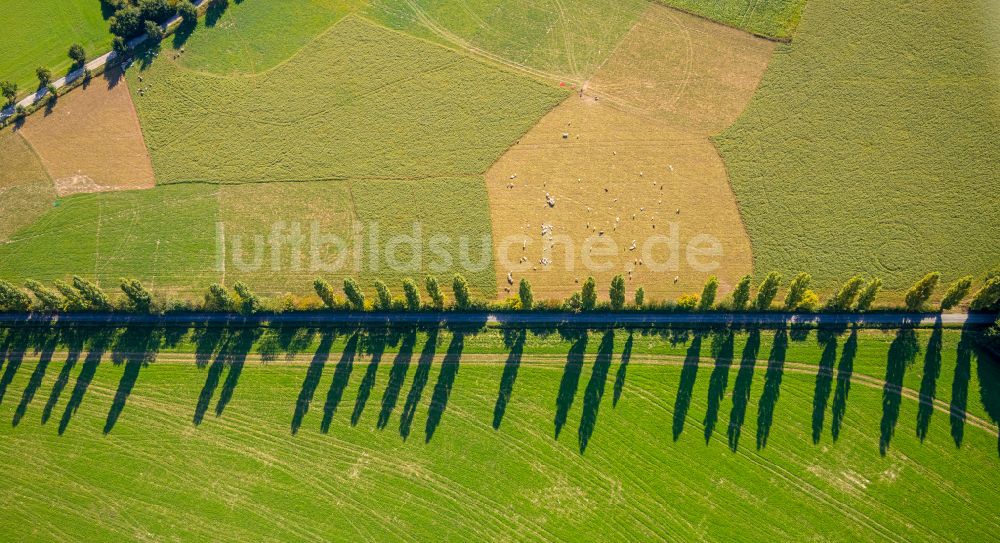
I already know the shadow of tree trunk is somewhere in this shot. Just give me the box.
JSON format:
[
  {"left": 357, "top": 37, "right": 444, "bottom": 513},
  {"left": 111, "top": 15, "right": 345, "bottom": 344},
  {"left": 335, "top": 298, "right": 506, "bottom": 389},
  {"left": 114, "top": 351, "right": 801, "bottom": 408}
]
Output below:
[
  {"left": 377, "top": 330, "right": 417, "bottom": 429},
  {"left": 104, "top": 325, "right": 162, "bottom": 434},
  {"left": 916, "top": 318, "right": 944, "bottom": 442},
  {"left": 320, "top": 332, "right": 359, "bottom": 433},
  {"left": 613, "top": 332, "right": 634, "bottom": 407},
  {"left": 424, "top": 332, "right": 466, "bottom": 443},
  {"left": 291, "top": 330, "right": 335, "bottom": 434},
  {"left": 756, "top": 327, "right": 788, "bottom": 450},
  {"left": 492, "top": 326, "right": 525, "bottom": 430},
  {"left": 554, "top": 329, "right": 588, "bottom": 440},
  {"left": 880, "top": 327, "right": 918, "bottom": 456},
  {"left": 704, "top": 329, "right": 734, "bottom": 443},
  {"left": 12, "top": 329, "right": 59, "bottom": 426},
  {"left": 59, "top": 328, "right": 115, "bottom": 435},
  {"left": 811, "top": 329, "right": 839, "bottom": 444},
  {"left": 831, "top": 327, "right": 858, "bottom": 441},
  {"left": 351, "top": 328, "right": 389, "bottom": 426},
  {"left": 728, "top": 329, "right": 760, "bottom": 451},
  {"left": 672, "top": 332, "right": 703, "bottom": 441},
  {"left": 401, "top": 327, "right": 439, "bottom": 440},
  {"left": 949, "top": 324, "right": 975, "bottom": 447},
  {"left": 578, "top": 330, "right": 614, "bottom": 453}
]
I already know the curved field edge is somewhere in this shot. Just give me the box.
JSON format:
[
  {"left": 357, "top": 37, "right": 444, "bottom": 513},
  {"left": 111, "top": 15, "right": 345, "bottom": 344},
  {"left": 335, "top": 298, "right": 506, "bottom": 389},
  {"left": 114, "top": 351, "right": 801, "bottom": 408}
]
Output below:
[
  {"left": 0, "top": 325, "right": 997, "bottom": 541},
  {"left": 716, "top": 0, "right": 1000, "bottom": 294}
]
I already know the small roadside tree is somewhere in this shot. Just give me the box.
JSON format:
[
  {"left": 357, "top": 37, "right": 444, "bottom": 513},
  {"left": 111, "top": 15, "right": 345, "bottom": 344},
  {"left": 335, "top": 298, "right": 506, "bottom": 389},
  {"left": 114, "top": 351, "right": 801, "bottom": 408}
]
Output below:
[
  {"left": 36, "top": 66, "right": 52, "bottom": 87},
  {"left": 374, "top": 280, "right": 392, "bottom": 310},
  {"left": 0, "top": 80, "right": 16, "bottom": 105},
  {"left": 233, "top": 281, "right": 261, "bottom": 314},
  {"left": 425, "top": 276, "right": 444, "bottom": 309},
  {"left": 177, "top": 0, "right": 198, "bottom": 23},
  {"left": 72, "top": 276, "right": 110, "bottom": 310},
  {"left": 313, "top": 278, "right": 336, "bottom": 309},
  {"left": 677, "top": 294, "right": 699, "bottom": 311},
  {"left": 0, "top": 280, "right": 30, "bottom": 311},
  {"left": 402, "top": 278, "right": 421, "bottom": 310},
  {"left": 452, "top": 274, "right": 471, "bottom": 309},
  {"left": 581, "top": 276, "right": 597, "bottom": 310},
  {"left": 826, "top": 275, "right": 865, "bottom": 311},
  {"left": 25, "top": 280, "right": 63, "bottom": 311},
  {"left": 343, "top": 278, "right": 365, "bottom": 310},
  {"left": 144, "top": 20, "right": 164, "bottom": 42},
  {"left": 68, "top": 44, "right": 86, "bottom": 67},
  {"left": 109, "top": 6, "right": 143, "bottom": 38},
  {"left": 970, "top": 277, "right": 1000, "bottom": 311},
  {"left": 856, "top": 278, "right": 882, "bottom": 311},
  {"left": 609, "top": 275, "right": 626, "bottom": 310},
  {"left": 634, "top": 286, "right": 645, "bottom": 308},
  {"left": 731, "top": 274, "right": 752, "bottom": 310},
  {"left": 54, "top": 280, "right": 86, "bottom": 311},
  {"left": 698, "top": 275, "right": 719, "bottom": 311},
  {"left": 904, "top": 272, "right": 940, "bottom": 311},
  {"left": 754, "top": 272, "right": 782, "bottom": 310},
  {"left": 783, "top": 272, "right": 812, "bottom": 310},
  {"left": 940, "top": 276, "right": 974, "bottom": 310},
  {"left": 204, "top": 283, "right": 233, "bottom": 311},
  {"left": 112, "top": 36, "right": 129, "bottom": 57},
  {"left": 120, "top": 278, "right": 152, "bottom": 312},
  {"left": 518, "top": 278, "right": 533, "bottom": 310}
]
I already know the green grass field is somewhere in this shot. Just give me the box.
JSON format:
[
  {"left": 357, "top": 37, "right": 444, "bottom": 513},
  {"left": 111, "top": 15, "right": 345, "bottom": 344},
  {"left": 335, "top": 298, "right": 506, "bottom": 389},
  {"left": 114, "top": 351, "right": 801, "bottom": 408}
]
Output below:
[
  {"left": 716, "top": 0, "right": 1000, "bottom": 292},
  {"left": 0, "top": 324, "right": 997, "bottom": 540},
  {"left": 0, "top": 0, "right": 113, "bottom": 100},
  {"left": 0, "top": 177, "right": 498, "bottom": 298},
  {"left": 366, "top": 0, "right": 648, "bottom": 82},
  {"left": 129, "top": 16, "right": 566, "bottom": 184},
  {"left": 654, "top": 0, "right": 807, "bottom": 40},
  {"left": 174, "top": 0, "right": 365, "bottom": 74}
]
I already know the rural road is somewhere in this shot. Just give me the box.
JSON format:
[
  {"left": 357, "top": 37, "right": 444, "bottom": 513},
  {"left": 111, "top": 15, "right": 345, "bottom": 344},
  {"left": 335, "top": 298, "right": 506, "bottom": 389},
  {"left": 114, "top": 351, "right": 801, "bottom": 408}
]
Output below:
[
  {"left": 0, "top": 0, "right": 209, "bottom": 122},
  {"left": 0, "top": 311, "right": 993, "bottom": 328}
]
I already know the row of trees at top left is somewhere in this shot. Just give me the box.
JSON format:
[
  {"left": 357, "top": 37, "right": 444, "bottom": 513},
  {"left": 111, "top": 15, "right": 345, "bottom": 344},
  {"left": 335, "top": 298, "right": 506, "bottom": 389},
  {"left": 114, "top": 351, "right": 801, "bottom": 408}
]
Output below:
[{"left": 105, "top": 0, "right": 199, "bottom": 45}]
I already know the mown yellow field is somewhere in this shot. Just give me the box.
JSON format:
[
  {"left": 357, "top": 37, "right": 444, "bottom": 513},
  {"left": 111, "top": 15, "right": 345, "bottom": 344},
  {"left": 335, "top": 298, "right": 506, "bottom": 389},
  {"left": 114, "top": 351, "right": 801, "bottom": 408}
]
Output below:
[
  {"left": 17, "top": 70, "right": 155, "bottom": 196},
  {"left": 0, "top": 130, "right": 55, "bottom": 242},
  {"left": 485, "top": 5, "right": 774, "bottom": 302}
]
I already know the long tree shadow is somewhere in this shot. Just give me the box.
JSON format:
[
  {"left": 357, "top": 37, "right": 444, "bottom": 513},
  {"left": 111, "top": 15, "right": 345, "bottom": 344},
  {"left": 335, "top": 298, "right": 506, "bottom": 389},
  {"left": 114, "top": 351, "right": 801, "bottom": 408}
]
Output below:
[
  {"left": 492, "top": 326, "right": 526, "bottom": 430},
  {"left": 728, "top": 329, "right": 760, "bottom": 451},
  {"left": 613, "top": 332, "right": 634, "bottom": 407},
  {"left": 320, "top": 332, "right": 360, "bottom": 433},
  {"left": 831, "top": 327, "right": 858, "bottom": 441},
  {"left": 811, "top": 328, "right": 839, "bottom": 444},
  {"left": 59, "top": 328, "right": 115, "bottom": 435},
  {"left": 193, "top": 325, "right": 226, "bottom": 368},
  {"left": 377, "top": 329, "right": 417, "bottom": 429},
  {"left": 704, "top": 329, "right": 734, "bottom": 443},
  {"left": 672, "top": 332, "right": 703, "bottom": 441},
  {"left": 424, "top": 330, "right": 468, "bottom": 443},
  {"left": 104, "top": 325, "right": 163, "bottom": 434},
  {"left": 916, "top": 318, "right": 944, "bottom": 442},
  {"left": 578, "top": 330, "right": 615, "bottom": 453},
  {"left": 950, "top": 324, "right": 975, "bottom": 447},
  {"left": 0, "top": 327, "right": 32, "bottom": 406},
  {"left": 351, "top": 328, "right": 390, "bottom": 426},
  {"left": 756, "top": 327, "right": 788, "bottom": 450},
  {"left": 214, "top": 327, "right": 260, "bottom": 417},
  {"left": 554, "top": 328, "right": 588, "bottom": 440},
  {"left": 400, "top": 327, "right": 439, "bottom": 440},
  {"left": 42, "top": 328, "right": 86, "bottom": 425},
  {"left": 879, "top": 327, "right": 919, "bottom": 456},
  {"left": 291, "top": 329, "right": 335, "bottom": 434},
  {"left": 193, "top": 327, "right": 259, "bottom": 425},
  {"left": 975, "top": 340, "right": 1000, "bottom": 456},
  {"left": 12, "top": 328, "right": 60, "bottom": 426}
]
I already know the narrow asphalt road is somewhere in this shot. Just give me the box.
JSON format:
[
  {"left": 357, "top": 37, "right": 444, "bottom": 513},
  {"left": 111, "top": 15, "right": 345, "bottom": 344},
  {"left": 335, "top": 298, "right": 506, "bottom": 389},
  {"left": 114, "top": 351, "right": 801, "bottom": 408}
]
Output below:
[{"left": 0, "top": 310, "right": 993, "bottom": 328}]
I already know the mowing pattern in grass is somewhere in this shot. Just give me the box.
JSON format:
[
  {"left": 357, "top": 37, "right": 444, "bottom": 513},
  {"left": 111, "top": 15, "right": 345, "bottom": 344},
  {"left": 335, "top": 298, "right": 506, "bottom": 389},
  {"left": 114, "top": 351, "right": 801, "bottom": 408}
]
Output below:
[
  {"left": 0, "top": 177, "right": 497, "bottom": 298},
  {"left": 717, "top": 0, "right": 1000, "bottom": 293},
  {"left": 0, "top": 0, "right": 112, "bottom": 100},
  {"left": 218, "top": 178, "right": 497, "bottom": 297},
  {"left": 0, "top": 131, "right": 55, "bottom": 242},
  {"left": 174, "top": 0, "right": 366, "bottom": 74},
  {"left": 0, "top": 325, "right": 997, "bottom": 540},
  {"left": 0, "top": 184, "right": 220, "bottom": 295},
  {"left": 366, "top": 0, "right": 649, "bottom": 82},
  {"left": 129, "top": 16, "right": 566, "bottom": 184},
  {"left": 653, "top": 0, "right": 807, "bottom": 40}
]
